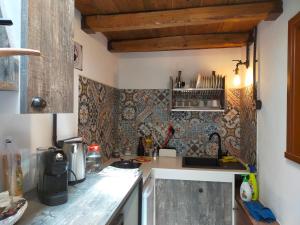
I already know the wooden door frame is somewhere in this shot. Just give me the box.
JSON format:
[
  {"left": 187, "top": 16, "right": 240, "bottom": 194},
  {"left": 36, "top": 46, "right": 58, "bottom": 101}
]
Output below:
[{"left": 286, "top": 11, "right": 300, "bottom": 163}]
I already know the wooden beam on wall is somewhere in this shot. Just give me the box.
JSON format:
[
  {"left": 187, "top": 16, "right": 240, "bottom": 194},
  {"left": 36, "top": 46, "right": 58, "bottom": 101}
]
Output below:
[
  {"left": 82, "top": 1, "right": 282, "bottom": 33},
  {"left": 108, "top": 33, "right": 250, "bottom": 52}
]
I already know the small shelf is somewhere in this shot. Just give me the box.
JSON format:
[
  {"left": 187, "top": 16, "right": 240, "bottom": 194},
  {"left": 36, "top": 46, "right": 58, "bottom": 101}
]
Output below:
[
  {"left": 0, "top": 48, "right": 41, "bottom": 57},
  {"left": 0, "top": 81, "right": 18, "bottom": 91},
  {"left": 171, "top": 108, "right": 224, "bottom": 112},
  {"left": 170, "top": 77, "right": 226, "bottom": 112}
]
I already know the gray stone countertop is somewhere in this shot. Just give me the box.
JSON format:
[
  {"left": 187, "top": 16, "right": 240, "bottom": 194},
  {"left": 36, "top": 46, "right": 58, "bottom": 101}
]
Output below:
[{"left": 17, "top": 167, "right": 142, "bottom": 225}]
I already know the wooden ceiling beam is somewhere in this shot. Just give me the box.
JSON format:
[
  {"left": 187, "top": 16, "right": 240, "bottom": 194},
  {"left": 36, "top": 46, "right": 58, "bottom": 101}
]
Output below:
[
  {"left": 82, "top": 1, "right": 282, "bottom": 33},
  {"left": 108, "top": 33, "right": 250, "bottom": 52}
]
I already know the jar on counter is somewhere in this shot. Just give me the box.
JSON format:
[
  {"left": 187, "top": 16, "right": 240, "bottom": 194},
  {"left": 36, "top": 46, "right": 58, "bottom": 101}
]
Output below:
[{"left": 86, "top": 144, "right": 102, "bottom": 174}]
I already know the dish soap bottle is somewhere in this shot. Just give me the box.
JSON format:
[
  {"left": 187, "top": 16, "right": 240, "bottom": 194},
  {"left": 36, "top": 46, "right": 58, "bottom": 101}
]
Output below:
[
  {"left": 248, "top": 165, "right": 259, "bottom": 201},
  {"left": 240, "top": 175, "right": 252, "bottom": 202}
]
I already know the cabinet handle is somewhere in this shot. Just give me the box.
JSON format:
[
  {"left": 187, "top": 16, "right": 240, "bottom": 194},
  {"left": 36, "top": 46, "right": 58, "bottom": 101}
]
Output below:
[
  {"left": 198, "top": 188, "right": 204, "bottom": 193},
  {"left": 31, "top": 97, "right": 47, "bottom": 110}
]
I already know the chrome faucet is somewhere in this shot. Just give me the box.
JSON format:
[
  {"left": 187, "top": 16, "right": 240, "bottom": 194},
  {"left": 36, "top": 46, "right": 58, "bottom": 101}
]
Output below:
[{"left": 209, "top": 132, "right": 222, "bottom": 161}]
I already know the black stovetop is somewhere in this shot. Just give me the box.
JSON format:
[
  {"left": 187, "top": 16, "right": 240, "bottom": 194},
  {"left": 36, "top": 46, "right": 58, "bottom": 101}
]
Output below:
[{"left": 110, "top": 159, "right": 141, "bottom": 169}]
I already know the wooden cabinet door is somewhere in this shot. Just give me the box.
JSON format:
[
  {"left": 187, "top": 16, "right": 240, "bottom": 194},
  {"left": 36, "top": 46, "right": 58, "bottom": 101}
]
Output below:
[
  {"left": 155, "top": 179, "right": 232, "bottom": 225},
  {"left": 286, "top": 12, "right": 300, "bottom": 163},
  {"left": 20, "top": 0, "right": 74, "bottom": 113}
]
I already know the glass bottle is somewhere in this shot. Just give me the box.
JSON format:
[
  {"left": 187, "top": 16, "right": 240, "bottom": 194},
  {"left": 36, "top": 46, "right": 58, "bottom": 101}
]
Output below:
[{"left": 137, "top": 137, "right": 145, "bottom": 156}]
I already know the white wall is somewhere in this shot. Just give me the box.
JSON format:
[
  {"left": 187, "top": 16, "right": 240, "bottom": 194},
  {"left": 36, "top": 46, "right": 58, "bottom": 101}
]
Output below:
[
  {"left": 0, "top": 0, "right": 21, "bottom": 48},
  {"left": 0, "top": 9, "right": 118, "bottom": 192},
  {"left": 257, "top": 0, "right": 300, "bottom": 224},
  {"left": 57, "top": 9, "right": 118, "bottom": 140},
  {"left": 118, "top": 48, "right": 244, "bottom": 89}
]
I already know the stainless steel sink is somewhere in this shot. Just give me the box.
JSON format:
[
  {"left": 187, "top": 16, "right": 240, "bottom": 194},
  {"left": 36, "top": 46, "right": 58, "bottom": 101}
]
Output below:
[{"left": 182, "top": 156, "right": 246, "bottom": 170}]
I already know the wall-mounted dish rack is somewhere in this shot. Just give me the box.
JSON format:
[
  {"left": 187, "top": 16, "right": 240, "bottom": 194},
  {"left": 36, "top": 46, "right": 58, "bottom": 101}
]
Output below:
[{"left": 170, "top": 77, "right": 225, "bottom": 112}]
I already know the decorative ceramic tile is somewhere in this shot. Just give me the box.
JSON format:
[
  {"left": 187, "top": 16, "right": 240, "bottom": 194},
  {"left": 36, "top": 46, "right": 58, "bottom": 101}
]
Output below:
[
  {"left": 117, "top": 88, "right": 244, "bottom": 159},
  {"left": 240, "top": 85, "right": 257, "bottom": 165},
  {"left": 78, "top": 79, "right": 256, "bottom": 165},
  {"left": 78, "top": 76, "right": 119, "bottom": 161}
]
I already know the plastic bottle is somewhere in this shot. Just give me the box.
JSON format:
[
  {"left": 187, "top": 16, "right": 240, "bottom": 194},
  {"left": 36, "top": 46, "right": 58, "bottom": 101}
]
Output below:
[
  {"left": 240, "top": 175, "right": 252, "bottom": 202},
  {"left": 248, "top": 165, "right": 259, "bottom": 200}
]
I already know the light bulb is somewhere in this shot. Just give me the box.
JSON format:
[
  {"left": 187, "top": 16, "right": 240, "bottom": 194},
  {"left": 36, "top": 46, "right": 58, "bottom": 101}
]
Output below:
[
  {"left": 245, "top": 68, "right": 253, "bottom": 86},
  {"left": 233, "top": 74, "right": 241, "bottom": 88}
]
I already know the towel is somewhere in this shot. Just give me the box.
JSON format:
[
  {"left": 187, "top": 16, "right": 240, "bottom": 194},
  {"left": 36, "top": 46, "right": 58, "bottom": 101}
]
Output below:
[{"left": 244, "top": 201, "right": 276, "bottom": 223}]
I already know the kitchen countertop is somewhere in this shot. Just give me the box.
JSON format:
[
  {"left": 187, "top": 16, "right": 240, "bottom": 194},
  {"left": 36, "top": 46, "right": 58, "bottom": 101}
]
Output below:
[
  {"left": 17, "top": 167, "right": 142, "bottom": 225},
  {"left": 105, "top": 156, "right": 249, "bottom": 184},
  {"left": 18, "top": 156, "right": 247, "bottom": 225}
]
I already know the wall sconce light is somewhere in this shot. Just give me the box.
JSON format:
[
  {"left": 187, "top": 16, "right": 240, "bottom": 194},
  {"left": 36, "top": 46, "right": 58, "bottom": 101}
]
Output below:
[
  {"left": 232, "top": 40, "right": 250, "bottom": 88},
  {"left": 232, "top": 27, "right": 262, "bottom": 110},
  {"left": 232, "top": 59, "right": 249, "bottom": 88}
]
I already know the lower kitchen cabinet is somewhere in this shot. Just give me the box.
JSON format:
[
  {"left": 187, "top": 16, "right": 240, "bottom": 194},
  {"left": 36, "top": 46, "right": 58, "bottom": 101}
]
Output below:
[{"left": 155, "top": 179, "right": 232, "bottom": 225}]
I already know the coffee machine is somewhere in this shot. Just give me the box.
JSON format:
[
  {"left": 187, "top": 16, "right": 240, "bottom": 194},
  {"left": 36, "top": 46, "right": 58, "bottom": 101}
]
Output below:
[
  {"left": 52, "top": 114, "right": 86, "bottom": 185},
  {"left": 37, "top": 147, "right": 68, "bottom": 206}
]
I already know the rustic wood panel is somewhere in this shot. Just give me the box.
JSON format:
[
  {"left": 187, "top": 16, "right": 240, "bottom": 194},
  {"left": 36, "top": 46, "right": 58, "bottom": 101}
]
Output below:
[
  {"left": 104, "top": 20, "right": 260, "bottom": 41},
  {"left": 286, "top": 12, "right": 300, "bottom": 164},
  {"left": 76, "top": 0, "right": 275, "bottom": 15},
  {"left": 21, "top": 0, "right": 74, "bottom": 113},
  {"left": 155, "top": 179, "right": 232, "bottom": 225},
  {"left": 109, "top": 33, "right": 249, "bottom": 52},
  {"left": 104, "top": 20, "right": 259, "bottom": 41},
  {"left": 82, "top": 1, "right": 280, "bottom": 33}
]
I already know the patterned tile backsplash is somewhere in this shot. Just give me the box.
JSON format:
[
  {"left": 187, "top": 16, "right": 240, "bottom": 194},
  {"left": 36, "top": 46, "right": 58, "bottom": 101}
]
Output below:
[
  {"left": 117, "top": 89, "right": 241, "bottom": 159},
  {"left": 240, "top": 86, "right": 257, "bottom": 165},
  {"left": 78, "top": 76, "right": 119, "bottom": 161},
  {"left": 78, "top": 76, "right": 257, "bottom": 164}
]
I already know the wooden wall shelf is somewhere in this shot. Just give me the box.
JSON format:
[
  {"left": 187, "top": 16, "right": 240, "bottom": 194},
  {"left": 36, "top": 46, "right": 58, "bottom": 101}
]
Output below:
[
  {"left": 0, "top": 48, "right": 40, "bottom": 57},
  {"left": 0, "top": 81, "right": 18, "bottom": 91}
]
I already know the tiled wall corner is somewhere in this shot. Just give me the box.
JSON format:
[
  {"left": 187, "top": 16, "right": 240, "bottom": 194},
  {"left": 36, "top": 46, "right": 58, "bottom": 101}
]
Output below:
[
  {"left": 78, "top": 76, "right": 119, "bottom": 161},
  {"left": 240, "top": 85, "right": 257, "bottom": 165}
]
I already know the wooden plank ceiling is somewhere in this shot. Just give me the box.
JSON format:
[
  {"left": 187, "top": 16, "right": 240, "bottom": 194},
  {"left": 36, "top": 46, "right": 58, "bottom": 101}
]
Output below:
[{"left": 75, "top": 0, "right": 282, "bottom": 52}]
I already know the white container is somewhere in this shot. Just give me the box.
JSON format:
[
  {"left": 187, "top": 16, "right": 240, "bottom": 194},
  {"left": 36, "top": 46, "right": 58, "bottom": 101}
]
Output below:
[
  {"left": 159, "top": 149, "right": 177, "bottom": 157},
  {"left": 240, "top": 179, "right": 252, "bottom": 202}
]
